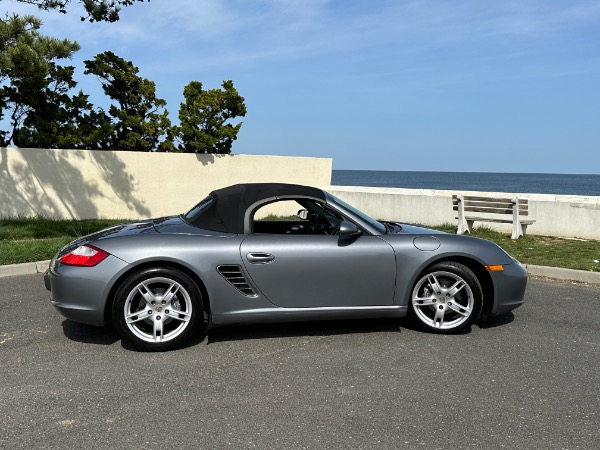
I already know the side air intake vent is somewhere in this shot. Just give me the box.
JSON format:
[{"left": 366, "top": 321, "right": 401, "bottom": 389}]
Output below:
[{"left": 217, "top": 265, "right": 258, "bottom": 297}]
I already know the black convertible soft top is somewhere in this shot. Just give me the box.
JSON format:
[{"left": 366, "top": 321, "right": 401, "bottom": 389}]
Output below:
[{"left": 189, "top": 183, "right": 326, "bottom": 234}]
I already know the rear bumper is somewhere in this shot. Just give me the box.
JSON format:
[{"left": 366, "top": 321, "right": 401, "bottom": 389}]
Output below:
[{"left": 44, "top": 256, "right": 131, "bottom": 327}]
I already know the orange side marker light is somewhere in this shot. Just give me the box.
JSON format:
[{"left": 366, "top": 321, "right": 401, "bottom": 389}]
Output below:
[{"left": 485, "top": 265, "right": 504, "bottom": 271}]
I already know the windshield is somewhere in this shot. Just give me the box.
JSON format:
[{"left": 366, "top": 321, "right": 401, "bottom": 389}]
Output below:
[{"left": 326, "top": 193, "right": 387, "bottom": 234}]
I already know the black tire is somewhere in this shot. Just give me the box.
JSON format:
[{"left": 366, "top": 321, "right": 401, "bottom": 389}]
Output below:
[
  {"left": 409, "top": 261, "right": 482, "bottom": 334},
  {"left": 113, "top": 267, "right": 204, "bottom": 351}
]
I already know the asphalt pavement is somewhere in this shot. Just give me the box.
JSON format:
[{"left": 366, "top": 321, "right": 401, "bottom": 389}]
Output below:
[{"left": 0, "top": 274, "right": 599, "bottom": 449}]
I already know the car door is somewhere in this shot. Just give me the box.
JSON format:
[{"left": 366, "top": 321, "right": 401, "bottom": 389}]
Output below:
[{"left": 240, "top": 234, "right": 396, "bottom": 308}]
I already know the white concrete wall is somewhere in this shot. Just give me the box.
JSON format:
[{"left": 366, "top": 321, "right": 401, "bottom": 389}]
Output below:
[
  {"left": 2, "top": 146, "right": 597, "bottom": 239},
  {"left": 327, "top": 185, "right": 600, "bottom": 240},
  {"left": 0, "top": 147, "right": 332, "bottom": 220}
]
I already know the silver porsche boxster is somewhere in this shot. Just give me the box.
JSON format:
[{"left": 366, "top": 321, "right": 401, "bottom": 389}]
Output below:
[{"left": 45, "top": 183, "right": 527, "bottom": 351}]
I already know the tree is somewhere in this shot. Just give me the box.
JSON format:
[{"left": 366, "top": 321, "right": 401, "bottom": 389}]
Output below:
[
  {"left": 9, "top": 1, "right": 147, "bottom": 22},
  {"left": 84, "top": 51, "right": 173, "bottom": 151},
  {"left": 0, "top": 14, "right": 109, "bottom": 147},
  {"left": 1, "top": 16, "right": 247, "bottom": 152},
  {"left": 13, "top": 81, "right": 113, "bottom": 149},
  {"left": 176, "top": 80, "right": 246, "bottom": 154}
]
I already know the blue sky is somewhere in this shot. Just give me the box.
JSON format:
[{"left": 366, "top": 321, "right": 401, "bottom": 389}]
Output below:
[{"left": 6, "top": 0, "right": 600, "bottom": 173}]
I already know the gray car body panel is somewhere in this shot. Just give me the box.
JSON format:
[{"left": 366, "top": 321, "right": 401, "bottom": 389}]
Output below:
[
  {"left": 239, "top": 234, "right": 396, "bottom": 308},
  {"left": 47, "top": 255, "right": 133, "bottom": 326},
  {"left": 379, "top": 233, "right": 525, "bottom": 312},
  {"left": 46, "top": 185, "right": 526, "bottom": 330}
]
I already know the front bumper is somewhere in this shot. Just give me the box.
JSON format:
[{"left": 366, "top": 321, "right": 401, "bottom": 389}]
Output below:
[
  {"left": 45, "top": 256, "right": 131, "bottom": 327},
  {"left": 490, "top": 261, "right": 528, "bottom": 315}
]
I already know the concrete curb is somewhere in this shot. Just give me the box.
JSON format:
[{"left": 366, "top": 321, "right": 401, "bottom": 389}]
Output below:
[
  {"left": 1, "top": 259, "right": 599, "bottom": 285},
  {"left": 0, "top": 260, "right": 51, "bottom": 278},
  {"left": 525, "top": 264, "right": 600, "bottom": 285}
]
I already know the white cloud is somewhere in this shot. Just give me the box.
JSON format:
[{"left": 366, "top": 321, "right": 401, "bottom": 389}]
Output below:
[{"left": 6, "top": 1, "right": 600, "bottom": 71}]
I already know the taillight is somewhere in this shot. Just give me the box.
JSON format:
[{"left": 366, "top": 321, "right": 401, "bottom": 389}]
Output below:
[{"left": 60, "top": 245, "right": 109, "bottom": 267}]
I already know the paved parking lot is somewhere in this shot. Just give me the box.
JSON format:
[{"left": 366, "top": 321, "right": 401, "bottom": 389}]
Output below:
[{"left": 1, "top": 274, "right": 599, "bottom": 449}]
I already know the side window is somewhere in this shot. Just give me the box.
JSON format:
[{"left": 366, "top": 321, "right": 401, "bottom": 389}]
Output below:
[
  {"left": 252, "top": 199, "right": 343, "bottom": 235},
  {"left": 253, "top": 199, "right": 308, "bottom": 234},
  {"left": 255, "top": 199, "right": 305, "bottom": 222}
]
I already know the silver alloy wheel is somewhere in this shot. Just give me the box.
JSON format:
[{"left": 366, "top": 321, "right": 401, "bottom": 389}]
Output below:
[
  {"left": 411, "top": 270, "right": 474, "bottom": 330},
  {"left": 123, "top": 276, "right": 193, "bottom": 343}
]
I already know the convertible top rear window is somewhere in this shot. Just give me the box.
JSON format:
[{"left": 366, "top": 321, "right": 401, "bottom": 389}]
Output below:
[{"left": 184, "top": 196, "right": 213, "bottom": 222}]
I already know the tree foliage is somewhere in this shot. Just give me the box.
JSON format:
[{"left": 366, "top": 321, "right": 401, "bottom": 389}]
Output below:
[
  {"left": 12, "top": 66, "right": 113, "bottom": 149},
  {"left": 10, "top": 0, "right": 147, "bottom": 22},
  {"left": 1, "top": 14, "right": 247, "bottom": 153},
  {"left": 84, "top": 51, "right": 173, "bottom": 151},
  {"left": 0, "top": 14, "right": 110, "bottom": 147},
  {"left": 176, "top": 80, "right": 246, "bottom": 154}
]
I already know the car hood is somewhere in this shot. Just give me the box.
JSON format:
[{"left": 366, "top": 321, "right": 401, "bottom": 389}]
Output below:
[
  {"left": 386, "top": 223, "right": 446, "bottom": 235},
  {"left": 381, "top": 224, "right": 515, "bottom": 265}
]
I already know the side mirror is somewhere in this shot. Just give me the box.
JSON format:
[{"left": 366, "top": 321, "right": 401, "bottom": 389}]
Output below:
[
  {"left": 297, "top": 209, "right": 309, "bottom": 220},
  {"left": 338, "top": 221, "right": 362, "bottom": 236}
]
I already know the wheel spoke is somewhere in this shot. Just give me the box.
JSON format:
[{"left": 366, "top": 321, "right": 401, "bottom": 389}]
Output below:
[
  {"left": 433, "top": 308, "right": 445, "bottom": 328},
  {"left": 137, "top": 283, "right": 156, "bottom": 306},
  {"left": 162, "top": 282, "right": 181, "bottom": 305},
  {"left": 427, "top": 274, "right": 443, "bottom": 294},
  {"left": 447, "top": 302, "right": 471, "bottom": 317},
  {"left": 164, "top": 308, "right": 191, "bottom": 322},
  {"left": 153, "top": 318, "right": 164, "bottom": 343},
  {"left": 447, "top": 280, "right": 466, "bottom": 297},
  {"left": 126, "top": 308, "right": 151, "bottom": 323},
  {"left": 413, "top": 295, "right": 436, "bottom": 307}
]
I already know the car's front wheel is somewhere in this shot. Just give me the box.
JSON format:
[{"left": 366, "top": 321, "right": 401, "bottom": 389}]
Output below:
[
  {"left": 113, "top": 267, "right": 204, "bottom": 351},
  {"left": 410, "top": 261, "right": 482, "bottom": 333}
]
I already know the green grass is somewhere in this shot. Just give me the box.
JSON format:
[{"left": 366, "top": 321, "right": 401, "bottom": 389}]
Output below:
[
  {"left": 0, "top": 216, "right": 126, "bottom": 266},
  {"left": 0, "top": 216, "right": 125, "bottom": 240},
  {"left": 1, "top": 217, "right": 599, "bottom": 272},
  {"left": 432, "top": 224, "right": 600, "bottom": 272},
  {"left": 0, "top": 237, "right": 74, "bottom": 266}
]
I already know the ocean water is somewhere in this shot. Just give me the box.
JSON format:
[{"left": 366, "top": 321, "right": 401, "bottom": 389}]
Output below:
[{"left": 331, "top": 170, "right": 600, "bottom": 197}]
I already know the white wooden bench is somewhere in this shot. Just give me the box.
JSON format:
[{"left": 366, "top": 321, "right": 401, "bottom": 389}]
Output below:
[{"left": 452, "top": 195, "right": 535, "bottom": 239}]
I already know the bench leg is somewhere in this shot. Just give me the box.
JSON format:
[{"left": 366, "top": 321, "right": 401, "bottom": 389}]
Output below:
[
  {"left": 466, "top": 220, "right": 474, "bottom": 235},
  {"left": 457, "top": 195, "right": 467, "bottom": 235},
  {"left": 457, "top": 218, "right": 467, "bottom": 235},
  {"left": 521, "top": 224, "right": 528, "bottom": 237},
  {"left": 511, "top": 222, "right": 523, "bottom": 239}
]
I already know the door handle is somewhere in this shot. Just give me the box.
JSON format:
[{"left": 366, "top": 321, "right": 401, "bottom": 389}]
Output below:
[{"left": 246, "top": 252, "right": 275, "bottom": 264}]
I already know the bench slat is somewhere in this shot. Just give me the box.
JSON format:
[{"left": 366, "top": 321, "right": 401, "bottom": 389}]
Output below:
[
  {"left": 453, "top": 206, "right": 529, "bottom": 216},
  {"left": 463, "top": 201, "right": 514, "bottom": 208},
  {"left": 457, "top": 216, "right": 535, "bottom": 225},
  {"left": 452, "top": 195, "right": 528, "bottom": 204},
  {"left": 452, "top": 199, "right": 528, "bottom": 205},
  {"left": 465, "top": 207, "right": 516, "bottom": 214}
]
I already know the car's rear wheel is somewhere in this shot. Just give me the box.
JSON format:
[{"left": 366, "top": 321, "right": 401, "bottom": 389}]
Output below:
[
  {"left": 113, "top": 267, "right": 204, "bottom": 351},
  {"left": 410, "top": 261, "right": 482, "bottom": 333}
]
